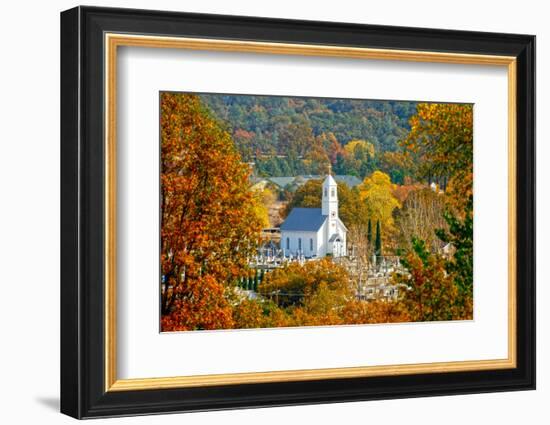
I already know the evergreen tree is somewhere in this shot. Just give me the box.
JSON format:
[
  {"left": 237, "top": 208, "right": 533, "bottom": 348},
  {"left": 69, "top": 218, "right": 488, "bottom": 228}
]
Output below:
[
  {"left": 435, "top": 195, "right": 473, "bottom": 295},
  {"left": 253, "top": 270, "right": 259, "bottom": 292},
  {"left": 334, "top": 152, "right": 346, "bottom": 175},
  {"left": 375, "top": 219, "right": 382, "bottom": 256}
]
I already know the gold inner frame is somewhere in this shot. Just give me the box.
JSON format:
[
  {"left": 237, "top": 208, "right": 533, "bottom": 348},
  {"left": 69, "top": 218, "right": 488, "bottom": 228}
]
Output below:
[{"left": 104, "top": 33, "right": 517, "bottom": 392}]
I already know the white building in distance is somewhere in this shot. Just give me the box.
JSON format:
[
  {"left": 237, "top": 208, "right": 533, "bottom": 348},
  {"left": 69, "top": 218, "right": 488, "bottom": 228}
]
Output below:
[{"left": 280, "top": 175, "right": 347, "bottom": 258}]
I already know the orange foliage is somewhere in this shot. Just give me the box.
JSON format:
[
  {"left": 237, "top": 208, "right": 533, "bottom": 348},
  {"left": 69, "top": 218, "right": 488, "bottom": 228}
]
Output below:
[
  {"left": 160, "top": 93, "right": 264, "bottom": 331},
  {"left": 232, "top": 299, "right": 265, "bottom": 329},
  {"left": 403, "top": 103, "right": 473, "bottom": 211},
  {"left": 341, "top": 300, "right": 410, "bottom": 324},
  {"left": 259, "top": 259, "right": 351, "bottom": 307},
  {"left": 392, "top": 183, "right": 422, "bottom": 204},
  {"left": 394, "top": 239, "right": 473, "bottom": 322}
]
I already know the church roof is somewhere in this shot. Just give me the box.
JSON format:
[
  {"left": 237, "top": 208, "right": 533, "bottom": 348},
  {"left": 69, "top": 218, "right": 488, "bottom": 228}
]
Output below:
[
  {"left": 334, "top": 175, "right": 361, "bottom": 188},
  {"left": 267, "top": 177, "right": 295, "bottom": 188},
  {"left": 280, "top": 208, "right": 327, "bottom": 232},
  {"left": 255, "top": 174, "right": 362, "bottom": 190}
]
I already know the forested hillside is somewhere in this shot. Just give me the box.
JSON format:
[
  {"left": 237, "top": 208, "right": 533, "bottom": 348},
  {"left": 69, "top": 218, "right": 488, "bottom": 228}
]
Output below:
[{"left": 199, "top": 94, "right": 418, "bottom": 181}]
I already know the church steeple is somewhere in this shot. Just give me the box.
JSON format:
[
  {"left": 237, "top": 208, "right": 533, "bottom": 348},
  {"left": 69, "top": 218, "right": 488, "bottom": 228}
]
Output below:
[{"left": 322, "top": 175, "right": 338, "bottom": 218}]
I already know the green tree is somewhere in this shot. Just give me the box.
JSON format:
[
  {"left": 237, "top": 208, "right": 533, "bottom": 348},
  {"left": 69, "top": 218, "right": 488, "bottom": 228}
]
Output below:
[
  {"left": 199, "top": 94, "right": 421, "bottom": 161},
  {"left": 436, "top": 195, "right": 474, "bottom": 295},
  {"left": 253, "top": 269, "right": 259, "bottom": 292},
  {"left": 393, "top": 196, "right": 473, "bottom": 322}
]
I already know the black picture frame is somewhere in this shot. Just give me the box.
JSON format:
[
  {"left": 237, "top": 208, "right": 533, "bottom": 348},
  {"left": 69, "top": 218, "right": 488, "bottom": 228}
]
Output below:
[{"left": 61, "top": 5, "right": 535, "bottom": 419}]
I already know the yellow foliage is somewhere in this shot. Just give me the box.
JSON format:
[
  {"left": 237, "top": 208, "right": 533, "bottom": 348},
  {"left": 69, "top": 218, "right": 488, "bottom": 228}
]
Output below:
[
  {"left": 344, "top": 140, "right": 375, "bottom": 158},
  {"left": 250, "top": 190, "right": 271, "bottom": 229},
  {"left": 403, "top": 103, "right": 473, "bottom": 210},
  {"left": 358, "top": 171, "right": 401, "bottom": 228}
]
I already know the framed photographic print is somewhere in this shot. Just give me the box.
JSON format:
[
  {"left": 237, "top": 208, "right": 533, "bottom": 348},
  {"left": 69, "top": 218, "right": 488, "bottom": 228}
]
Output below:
[{"left": 60, "top": 6, "right": 535, "bottom": 419}]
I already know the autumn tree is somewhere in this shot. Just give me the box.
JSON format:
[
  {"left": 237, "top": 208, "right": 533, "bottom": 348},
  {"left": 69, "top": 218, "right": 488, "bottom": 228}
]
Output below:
[
  {"left": 250, "top": 185, "right": 279, "bottom": 229},
  {"left": 258, "top": 259, "right": 351, "bottom": 308},
  {"left": 257, "top": 259, "right": 354, "bottom": 328},
  {"left": 341, "top": 140, "right": 377, "bottom": 177},
  {"left": 231, "top": 299, "right": 265, "bottom": 329},
  {"left": 160, "top": 93, "right": 264, "bottom": 331},
  {"left": 358, "top": 171, "right": 401, "bottom": 229},
  {"left": 392, "top": 180, "right": 422, "bottom": 204},
  {"left": 303, "top": 141, "right": 331, "bottom": 175},
  {"left": 396, "top": 188, "right": 447, "bottom": 253},
  {"left": 394, "top": 196, "right": 473, "bottom": 322},
  {"left": 317, "top": 132, "right": 345, "bottom": 165},
  {"left": 282, "top": 180, "right": 370, "bottom": 228},
  {"left": 287, "top": 283, "right": 349, "bottom": 327},
  {"left": 281, "top": 180, "right": 321, "bottom": 217},
  {"left": 342, "top": 299, "right": 410, "bottom": 324},
  {"left": 278, "top": 118, "right": 315, "bottom": 157},
  {"left": 232, "top": 128, "right": 256, "bottom": 160},
  {"left": 388, "top": 102, "right": 474, "bottom": 323},
  {"left": 344, "top": 140, "right": 375, "bottom": 160},
  {"left": 403, "top": 103, "right": 473, "bottom": 211},
  {"left": 378, "top": 150, "right": 412, "bottom": 185},
  {"left": 347, "top": 223, "right": 372, "bottom": 294},
  {"left": 394, "top": 239, "right": 472, "bottom": 322},
  {"left": 250, "top": 192, "right": 270, "bottom": 230},
  {"left": 367, "top": 219, "right": 372, "bottom": 244}
]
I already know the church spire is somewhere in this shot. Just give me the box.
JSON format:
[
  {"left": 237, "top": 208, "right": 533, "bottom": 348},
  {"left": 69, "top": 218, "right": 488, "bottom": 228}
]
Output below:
[{"left": 322, "top": 174, "right": 338, "bottom": 218}]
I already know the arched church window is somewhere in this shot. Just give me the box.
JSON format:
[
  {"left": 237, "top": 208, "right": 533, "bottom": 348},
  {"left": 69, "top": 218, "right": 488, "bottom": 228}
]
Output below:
[
  {"left": 298, "top": 238, "right": 302, "bottom": 251},
  {"left": 286, "top": 237, "right": 289, "bottom": 250},
  {"left": 324, "top": 188, "right": 327, "bottom": 197},
  {"left": 331, "top": 188, "right": 335, "bottom": 197},
  {"left": 310, "top": 238, "right": 313, "bottom": 251}
]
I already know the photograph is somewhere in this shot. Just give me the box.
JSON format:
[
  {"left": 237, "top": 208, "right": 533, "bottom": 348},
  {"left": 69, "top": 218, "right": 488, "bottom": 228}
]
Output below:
[{"left": 159, "top": 92, "right": 474, "bottom": 332}]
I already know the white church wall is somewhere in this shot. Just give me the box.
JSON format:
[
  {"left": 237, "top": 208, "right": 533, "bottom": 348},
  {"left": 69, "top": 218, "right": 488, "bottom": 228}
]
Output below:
[
  {"left": 317, "top": 221, "right": 328, "bottom": 257},
  {"left": 337, "top": 220, "right": 347, "bottom": 256},
  {"left": 279, "top": 175, "right": 348, "bottom": 259},
  {"left": 281, "top": 230, "right": 319, "bottom": 258}
]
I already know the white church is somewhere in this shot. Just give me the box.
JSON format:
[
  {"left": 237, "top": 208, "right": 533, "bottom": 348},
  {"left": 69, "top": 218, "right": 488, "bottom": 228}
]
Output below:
[{"left": 280, "top": 175, "right": 347, "bottom": 258}]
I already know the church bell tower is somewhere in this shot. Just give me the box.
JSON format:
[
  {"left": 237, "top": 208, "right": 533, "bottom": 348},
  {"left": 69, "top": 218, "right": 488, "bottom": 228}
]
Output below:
[{"left": 322, "top": 175, "right": 338, "bottom": 220}]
